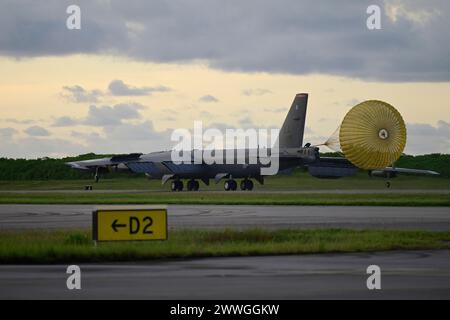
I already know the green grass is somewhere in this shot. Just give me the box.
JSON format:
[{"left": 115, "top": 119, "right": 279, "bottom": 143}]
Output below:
[
  {"left": 0, "top": 172, "right": 449, "bottom": 191},
  {"left": 1, "top": 228, "right": 449, "bottom": 264},
  {"left": 0, "top": 192, "right": 448, "bottom": 205},
  {"left": 0, "top": 172, "right": 448, "bottom": 205}
]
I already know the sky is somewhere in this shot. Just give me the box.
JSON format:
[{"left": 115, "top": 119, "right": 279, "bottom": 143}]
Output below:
[{"left": 0, "top": 0, "right": 449, "bottom": 158}]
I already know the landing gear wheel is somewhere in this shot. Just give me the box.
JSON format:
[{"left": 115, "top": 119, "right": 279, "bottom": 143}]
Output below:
[
  {"left": 224, "top": 179, "right": 237, "bottom": 191},
  {"left": 171, "top": 180, "right": 183, "bottom": 191},
  {"left": 240, "top": 179, "right": 254, "bottom": 191},
  {"left": 187, "top": 180, "right": 200, "bottom": 191},
  {"left": 193, "top": 180, "right": 200, "bottom": 191},
  {"left": 386, "top": 181, "right": 391, "bottom": 188}
]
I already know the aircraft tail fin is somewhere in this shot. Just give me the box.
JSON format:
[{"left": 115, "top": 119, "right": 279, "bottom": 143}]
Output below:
[{"left": 278, "top": 93, "right": 308, "bottom": 149}]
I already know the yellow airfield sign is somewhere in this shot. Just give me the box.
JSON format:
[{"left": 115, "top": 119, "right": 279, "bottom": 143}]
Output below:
[{"left": 93, "top": 206, "right": 168, "bottom": 241}]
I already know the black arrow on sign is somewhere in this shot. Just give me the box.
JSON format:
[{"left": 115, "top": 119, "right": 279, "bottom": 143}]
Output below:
[{"left": 111, "top": 219, "right": 127, "bottom": 232}]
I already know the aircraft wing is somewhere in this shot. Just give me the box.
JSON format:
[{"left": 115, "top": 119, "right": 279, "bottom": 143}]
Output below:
[
  {"left": 66, "top": 153, "right": 143, "bottom": 171},
  {"left": 371, "top": 167, "right": 440, "bottom": 177},
  {"left": 307, "top": 156, "right": 440, "bottom": 178}
]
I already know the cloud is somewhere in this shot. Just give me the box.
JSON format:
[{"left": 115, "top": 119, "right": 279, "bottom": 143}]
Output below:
[
  {"left": 207, "top": 122, "right": 237, "bottom": 131},
  {"left": 332, "top": 98, "right": 361, "bottom": 108},
  {"left": 3, "top": 117, "right": 448, "bottom": 158},
  {"left": 24, "top": 126, "right": 50, "bottom": 136},
  {"left": 199, "top": 110, "right": 213, "bottom": 118},
  {"left": 0, "top": 137, "right": 87, "bottom": 159},
  {"left": 199, "top": 95, "right": 219, "bottom": 103},
  {"left": 52, "top": 102, "right": 147, "bottom": 127},
  {"left": 238, "top": 116, "right": 255, "bottom": 128},
  {"left": 0, "top": 127, "right": 18, "bottom": 138},
  {"left": 61, "top": 80, "right": 171, "bottom": 103},
  {"left": 405, "top": 121, "right": 450, "bottom": 154},
  {"left": 1, "top": 119, "right": 174, "bottom": 158},
  {"left": 61, "top": 85, "right": 103, "bottom": 103},
  {"left": 70, "top": 131, "right": 101, "bottom": 140},
  {"left": 161, "top": 116, "right": 176, "bottom": 121},
  {"left": 1, "top": 1, "right": 449, "bottom": 81},
  {"left": 242, "top": 89, "right": 272, "bottom": 96},
  {"left": 108, "top": 80, "right": 171, "bottom": 96},
  {"left": 52, "top": 116, "right": 79, "bottom": 127},
  {"left": 84, "top": 103, "right": 145, "bottom": 126},
  {"left": 2, "top": 118, "right": 35, "bottom": 125},
  {"left": 75, "top": 121, "right": 174, "bottom": 154},
  {"left": 385, "top": 0, "right": 441, "bottom": 26},
  {"left": 264, "top": 107, "right": 288, "bottom": 113}
]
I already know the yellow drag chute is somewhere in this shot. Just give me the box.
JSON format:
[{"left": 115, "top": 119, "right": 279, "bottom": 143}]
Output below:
[{"left": 339, "top": 100, "right": 407, "bottom": 170}]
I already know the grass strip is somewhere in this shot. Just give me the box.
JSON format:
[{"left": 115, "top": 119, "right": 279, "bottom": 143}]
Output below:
[
  {"left": 0, "top": 192, "right": 448, "bottom": 206},
  {"left": 1, "top": 228, "right": 449, "bottom": 264}
]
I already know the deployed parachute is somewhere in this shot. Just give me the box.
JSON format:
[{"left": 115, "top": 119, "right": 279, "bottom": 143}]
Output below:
[
  {"left": 319, "top": 100, "right": 407, "bottom": 170},
  {"left": 321, "top": 126, "right": 341, "bottom": 153}
]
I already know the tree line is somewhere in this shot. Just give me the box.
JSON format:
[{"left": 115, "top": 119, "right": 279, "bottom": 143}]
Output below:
[{"left": 0, "top": 153, "right": 448, "bottom": 180}]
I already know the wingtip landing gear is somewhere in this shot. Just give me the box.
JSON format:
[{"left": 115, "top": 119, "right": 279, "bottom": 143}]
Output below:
[{"left": 94, "top": 167, "right": 100, "bottom": 183}]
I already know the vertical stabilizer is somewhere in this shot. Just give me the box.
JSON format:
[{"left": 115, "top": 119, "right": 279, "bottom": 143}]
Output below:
[{"left": 278, "top": 93, "right": 308, "bottom": 149}]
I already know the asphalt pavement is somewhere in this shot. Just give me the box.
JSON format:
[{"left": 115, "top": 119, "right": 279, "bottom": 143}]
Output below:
[
  {"left": 0, "top": 204, "right": 449, "bottom": 230},
  {"left": 0, "top": 250, "right": 449, "bottom": 299}
]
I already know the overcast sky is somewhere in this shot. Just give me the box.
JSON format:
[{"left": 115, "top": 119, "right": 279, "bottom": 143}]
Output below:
[{"left": 0, "top": 0, "right": 449, "bottom": 158}]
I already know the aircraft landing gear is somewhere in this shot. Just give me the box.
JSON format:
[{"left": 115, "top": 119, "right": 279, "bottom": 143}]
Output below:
[
  {"left": 240, "top": 179, "right": 254, "bottom": 191},
  {"left": 386, "top": 181, "right": 391, "bottom": 188},
  {"left": 224, "top": 179, "right": 237, "bottom": 191},
  {"left": 94, "top": 167, "right": 100, "bottom": 183},
  {"left": 171, "top": 180, "right": 183, "bottom": 192},
  {"left": 187, "top": 180, "right": 200, "bottom": 191}
]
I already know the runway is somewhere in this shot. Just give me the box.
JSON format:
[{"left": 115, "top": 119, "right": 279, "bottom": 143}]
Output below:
[
  {"left": 1, "top": 205, "right": 449, "bottom": 299},
  {"left": 0, "top": 204, "right": 449, "bottom": 230},
  {"left": 0, "top": 250, "right": 449, "bottom": 299}
]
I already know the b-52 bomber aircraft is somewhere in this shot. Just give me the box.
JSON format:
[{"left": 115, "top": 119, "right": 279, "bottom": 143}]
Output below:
[{"left": 67, "top": 93, "right": 439, "bottom": 191}]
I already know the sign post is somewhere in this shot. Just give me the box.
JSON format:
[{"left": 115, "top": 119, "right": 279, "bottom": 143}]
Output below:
[{"left": 93, "top": 206, "right": 168, "bottom": 242}]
